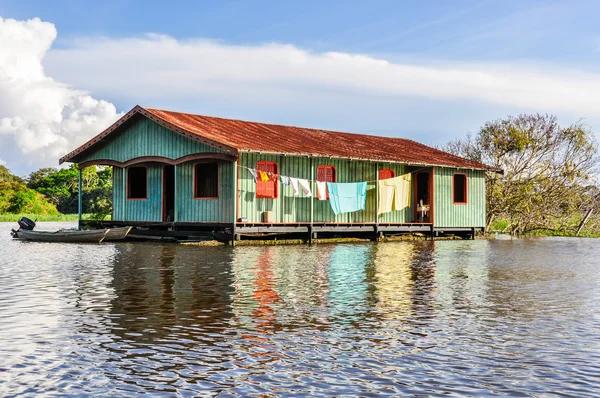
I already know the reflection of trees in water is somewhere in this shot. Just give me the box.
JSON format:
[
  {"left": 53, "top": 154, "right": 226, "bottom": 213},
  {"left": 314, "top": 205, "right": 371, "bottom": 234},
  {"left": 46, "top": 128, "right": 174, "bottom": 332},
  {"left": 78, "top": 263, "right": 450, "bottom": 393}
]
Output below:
[{"left": 484, "top": 240, "right": 580, "bottom": 321}]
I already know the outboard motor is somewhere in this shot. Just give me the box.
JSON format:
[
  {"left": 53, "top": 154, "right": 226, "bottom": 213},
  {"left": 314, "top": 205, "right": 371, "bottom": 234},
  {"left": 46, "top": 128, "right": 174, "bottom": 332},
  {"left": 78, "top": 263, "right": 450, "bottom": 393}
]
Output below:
[{"left": 18, "top": 217, "right": 36, "bottom": 230}]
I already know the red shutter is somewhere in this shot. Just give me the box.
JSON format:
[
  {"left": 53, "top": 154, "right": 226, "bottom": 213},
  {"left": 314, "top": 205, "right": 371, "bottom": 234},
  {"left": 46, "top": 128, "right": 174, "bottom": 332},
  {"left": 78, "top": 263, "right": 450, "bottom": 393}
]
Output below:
[
  {"left": 379, "top": 169, "right": 394, "bottom": 180},
  {"left": 256, "top": 161, "right": 278, "bottom": 199},
  {"left": 317, "top": 165, "right": 336, "bottom": 199},
  {"left": 317, "top": 165, "right": 336, "bottom": 182}
]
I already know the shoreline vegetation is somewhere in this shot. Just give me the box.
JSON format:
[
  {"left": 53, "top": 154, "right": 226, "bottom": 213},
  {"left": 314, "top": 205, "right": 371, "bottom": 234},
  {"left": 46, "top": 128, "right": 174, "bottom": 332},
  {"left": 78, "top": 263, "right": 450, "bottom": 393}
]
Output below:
[
  {"left": 3, "top": 114, "right": 600, "bottom": 238},
  {"left": 0, "top": 214, "right": 87, "bottom": 222}
]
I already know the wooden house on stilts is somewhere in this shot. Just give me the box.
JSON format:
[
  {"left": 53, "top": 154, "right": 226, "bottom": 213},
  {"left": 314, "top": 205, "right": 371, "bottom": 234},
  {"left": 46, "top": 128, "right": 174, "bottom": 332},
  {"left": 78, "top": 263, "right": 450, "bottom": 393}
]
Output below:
[{"left": 60, "top": 105, "right": 498, "bottom": 242}]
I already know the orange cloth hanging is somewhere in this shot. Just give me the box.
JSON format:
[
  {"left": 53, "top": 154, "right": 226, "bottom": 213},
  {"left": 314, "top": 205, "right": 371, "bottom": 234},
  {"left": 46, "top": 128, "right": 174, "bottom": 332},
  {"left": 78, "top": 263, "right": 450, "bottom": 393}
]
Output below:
[{"left": 258, "top": 171, "right": 269, "bottom": 182}]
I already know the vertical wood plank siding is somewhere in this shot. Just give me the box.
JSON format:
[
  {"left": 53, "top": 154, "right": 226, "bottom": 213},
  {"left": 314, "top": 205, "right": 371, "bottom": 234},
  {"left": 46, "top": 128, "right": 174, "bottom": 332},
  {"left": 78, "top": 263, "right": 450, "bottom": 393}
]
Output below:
[
  {"left": 433, "top": 167, "right": 486, "bottom": 228},
  {"left": 78, "top": 116, "right": 225, "bottom": 163},
  {"left": 113, "top": 164, "right": 163, "bottom": 222},
  {"left": 96, "top": 117, "right": 232, "bottom": 223},
  {"left": 176, "top": 161, "right": 233, "bottom": 222},
  {"left": 113, "top": 167, "right": 125, "bottom": 220},
  {"left": 240, "top": 155, "right": 415, "bottom": 223},
  {"left": 84, "top": 115, "right": 487, "bottom": 227}
]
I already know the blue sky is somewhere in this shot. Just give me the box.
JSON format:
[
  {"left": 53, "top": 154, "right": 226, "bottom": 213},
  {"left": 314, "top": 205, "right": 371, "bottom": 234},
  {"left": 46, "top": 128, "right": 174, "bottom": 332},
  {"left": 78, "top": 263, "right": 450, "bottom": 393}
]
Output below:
[
  {"left": 1, "top": 0, "right": 600, "bottom": 174},
  {"left": 4, "top": 0, "right": 598, "bottom": 63}
]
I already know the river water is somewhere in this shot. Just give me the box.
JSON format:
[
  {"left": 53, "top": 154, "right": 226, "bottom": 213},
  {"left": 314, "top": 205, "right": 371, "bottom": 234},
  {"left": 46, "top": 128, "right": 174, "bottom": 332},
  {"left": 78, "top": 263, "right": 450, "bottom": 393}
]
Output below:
[{"left": 1, "top": 222, "right": 599, "bottom": 396}]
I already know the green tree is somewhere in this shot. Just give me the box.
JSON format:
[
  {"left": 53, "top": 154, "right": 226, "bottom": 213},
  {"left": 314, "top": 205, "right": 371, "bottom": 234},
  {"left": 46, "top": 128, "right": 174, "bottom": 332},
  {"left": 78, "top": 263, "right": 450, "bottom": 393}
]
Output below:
[
  {"left": 26, "top": 164, "right": 113, "bottom": 217},
  {"left": 444, "top": 114, "right": 599, "bottom": 235},
  {"left": 0, "top": 166, "right": 58, "bottom": 215}
]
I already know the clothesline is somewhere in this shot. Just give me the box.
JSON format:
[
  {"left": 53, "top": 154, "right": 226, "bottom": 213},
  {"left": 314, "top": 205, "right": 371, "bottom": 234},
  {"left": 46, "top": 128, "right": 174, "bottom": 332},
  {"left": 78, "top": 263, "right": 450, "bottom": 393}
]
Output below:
[
  {"left": 237, "top": 164, "right": 429, "bottom": 184},
  {"left": 238, "top": 164, "right": 412, "bottom": 215}
]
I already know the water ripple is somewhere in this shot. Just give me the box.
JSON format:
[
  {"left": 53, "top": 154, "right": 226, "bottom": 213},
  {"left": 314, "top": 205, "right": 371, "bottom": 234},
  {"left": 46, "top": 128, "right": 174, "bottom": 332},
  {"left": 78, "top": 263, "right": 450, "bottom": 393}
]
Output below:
[{"left": 1, "top": 223, "right": 599, "bottom": 396}]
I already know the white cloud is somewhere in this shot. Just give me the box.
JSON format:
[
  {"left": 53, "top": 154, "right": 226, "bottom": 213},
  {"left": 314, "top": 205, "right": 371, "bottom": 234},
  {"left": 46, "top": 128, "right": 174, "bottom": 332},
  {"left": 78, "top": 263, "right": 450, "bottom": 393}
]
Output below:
[
  {"left": 45, "top": 34, "right": 600, "bottom": 118},
  {"left": 0, "top": 17, "right": 120, "bottom": 169},
  {"left": 3, "top": 16, "right": 600, "bottom": 174}
]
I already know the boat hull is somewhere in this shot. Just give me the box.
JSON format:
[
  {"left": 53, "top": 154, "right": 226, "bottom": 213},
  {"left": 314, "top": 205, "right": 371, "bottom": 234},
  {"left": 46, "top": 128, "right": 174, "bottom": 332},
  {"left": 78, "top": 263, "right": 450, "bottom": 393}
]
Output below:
[
  {"left": 17, "top": 229, "right": 109, "bottom": 243},
  {"left": 103, "top": 226, "right": 133, "bottom": 241}
]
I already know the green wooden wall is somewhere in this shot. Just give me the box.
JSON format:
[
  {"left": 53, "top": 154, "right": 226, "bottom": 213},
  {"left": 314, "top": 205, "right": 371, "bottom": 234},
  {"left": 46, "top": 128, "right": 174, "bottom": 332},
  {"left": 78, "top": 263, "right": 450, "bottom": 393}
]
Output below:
[
  {"left": 176, "top": 161, "right": 233, "bottom": 223},
  {"left": 433, "top": 167, "right": 486, "bottom": 228},
  {"left": 78, "top": 116, "right": 225, "bottom": 163},
  {"left": 113, "top": 165, "right": 163, "bottom": 222},
  {"left": 82, "top": 114, "right": 487, "bottom": 227},
  {"left": 113, "top": 162, "right": 234, "bottom": 223},
  {"left": 83, "top": 116, "right": 234, "bottom": 223},
  {"left": 239, "top": 154, "right": 414, "bottom": 224}
]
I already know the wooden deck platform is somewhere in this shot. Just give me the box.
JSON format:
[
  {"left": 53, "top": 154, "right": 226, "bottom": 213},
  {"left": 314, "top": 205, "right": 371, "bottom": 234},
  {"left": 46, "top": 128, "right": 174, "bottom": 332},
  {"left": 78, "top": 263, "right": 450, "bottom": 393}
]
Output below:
[{"left": 80, "top": 220, "right": 482, "bottom": 243}]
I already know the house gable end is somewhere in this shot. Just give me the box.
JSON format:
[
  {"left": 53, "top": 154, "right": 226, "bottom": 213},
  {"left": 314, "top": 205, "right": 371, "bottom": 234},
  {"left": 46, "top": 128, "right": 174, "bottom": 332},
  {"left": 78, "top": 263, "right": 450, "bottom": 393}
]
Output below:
[
  {"left": 60, "top": 106, "right": 238, "bottom": 165},
  {"left": 69, "top": 112, "right": 235, "bottom": 167}
]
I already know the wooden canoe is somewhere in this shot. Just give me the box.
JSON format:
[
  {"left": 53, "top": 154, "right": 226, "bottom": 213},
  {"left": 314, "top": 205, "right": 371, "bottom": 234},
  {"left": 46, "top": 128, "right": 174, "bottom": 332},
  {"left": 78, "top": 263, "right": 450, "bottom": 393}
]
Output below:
[
  {"left": 103, "top": 226, "right": 133, "bottom": 241},
  {"left": 17, "top": 229, "right": 110, "bottom": 243}
]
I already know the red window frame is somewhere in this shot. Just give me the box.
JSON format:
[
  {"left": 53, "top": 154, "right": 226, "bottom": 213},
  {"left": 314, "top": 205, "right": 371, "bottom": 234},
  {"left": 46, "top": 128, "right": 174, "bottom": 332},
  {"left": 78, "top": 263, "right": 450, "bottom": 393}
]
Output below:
[
  {"left": 256, "top": 161, "right": 278, "bottom": 199},
  {"left": 379, "top": 169, "right": 395, "bottom": 180},
  {"left": 452, "top": 173, "right": 468, "bottom": 204},
  {"left": 317, "top": 165, "right": 336, "bottom": 199}
]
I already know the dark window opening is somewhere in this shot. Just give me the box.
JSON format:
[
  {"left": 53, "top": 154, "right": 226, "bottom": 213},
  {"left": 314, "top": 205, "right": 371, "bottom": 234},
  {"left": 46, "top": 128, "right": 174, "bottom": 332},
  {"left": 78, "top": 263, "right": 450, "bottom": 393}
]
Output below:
[
  {"left": 453, "top": 174, "right": 467, "bottom": 204},
  {"left": 163, "top": 165, "right": 175, "bottom": 221},
  {"left": 127, "top": 166, "right": 147, "bottom": 199},
  {"left": 256, "top": 161, "right": 278, "bottom": 199},
  {"left": 379, "top": 169, "right": 395, "bottom": 180},
  {"left": 194, "top": 163, "right": 219, "bottom": 198}
]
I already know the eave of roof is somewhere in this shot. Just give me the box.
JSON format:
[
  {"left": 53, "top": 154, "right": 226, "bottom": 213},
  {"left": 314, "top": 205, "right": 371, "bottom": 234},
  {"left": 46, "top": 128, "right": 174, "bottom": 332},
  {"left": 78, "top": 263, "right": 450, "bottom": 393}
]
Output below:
[{"left": 60, "top": 105, "right": 500, "bottom": 172}]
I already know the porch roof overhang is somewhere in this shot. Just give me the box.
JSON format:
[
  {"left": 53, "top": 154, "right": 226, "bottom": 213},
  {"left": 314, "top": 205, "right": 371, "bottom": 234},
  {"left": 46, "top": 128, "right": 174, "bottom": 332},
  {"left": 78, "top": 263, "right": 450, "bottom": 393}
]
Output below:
[{"left": 76, "top": 153, "right": 238, "bottom": 170}]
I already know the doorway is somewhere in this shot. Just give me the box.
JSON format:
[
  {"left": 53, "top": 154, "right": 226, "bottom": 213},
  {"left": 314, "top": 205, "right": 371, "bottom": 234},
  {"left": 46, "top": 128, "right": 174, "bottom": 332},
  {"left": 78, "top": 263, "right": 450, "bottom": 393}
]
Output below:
[
  {"left": 163, "top": 165, "right": 175, "bottom": 222},
  {"left": 414, "top": 171, "right": 432, "bottom": 223}
]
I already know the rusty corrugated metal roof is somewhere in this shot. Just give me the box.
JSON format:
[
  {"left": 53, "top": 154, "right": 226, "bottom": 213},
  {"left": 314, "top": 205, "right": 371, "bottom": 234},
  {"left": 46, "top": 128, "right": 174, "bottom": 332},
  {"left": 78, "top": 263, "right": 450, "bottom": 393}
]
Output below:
[{"left": 60, "top": 105, "right": 497, "bottom": 171}]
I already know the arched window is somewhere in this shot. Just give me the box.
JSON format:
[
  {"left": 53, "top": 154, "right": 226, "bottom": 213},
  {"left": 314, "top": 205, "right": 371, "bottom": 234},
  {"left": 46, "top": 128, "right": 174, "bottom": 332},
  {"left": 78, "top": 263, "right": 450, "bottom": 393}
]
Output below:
[
  {"left": 256, "top": 161, "right": 278, "bottom": 199},
  {"left": 379, "top": 169, "right": 395, "bottom": 180}
]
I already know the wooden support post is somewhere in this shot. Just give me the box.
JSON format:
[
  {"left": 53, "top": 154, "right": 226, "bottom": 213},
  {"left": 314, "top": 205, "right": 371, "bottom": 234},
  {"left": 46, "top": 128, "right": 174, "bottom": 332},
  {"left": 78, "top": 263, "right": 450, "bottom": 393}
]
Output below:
[
  {"left": 309, "top": 157, "right": 314, "bottom": 245},
  {"left": 78, "top": 168, "right": 82, "bottom": 230},
  {"left": 173, "top": 164, "right": 178, "bottom": 223},
  {"left": 232, "top": 159, "right": 238, "bottom": 246},
  {"left": 375, "top": 162, "right": 379, "bottom": 242},
  {"left": 471, "top": 227, "right": 476, "bottom": 240},
  {"left": 122, "top": 167, "right": 127, "bottom": 222},
  {"left": 430, "top": 225, "right": 435, "bottom": 241}
]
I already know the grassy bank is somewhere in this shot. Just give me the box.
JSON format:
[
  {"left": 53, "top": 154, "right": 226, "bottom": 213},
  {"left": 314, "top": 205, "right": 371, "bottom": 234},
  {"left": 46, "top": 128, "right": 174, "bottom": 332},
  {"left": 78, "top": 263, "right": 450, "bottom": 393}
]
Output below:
[
  {"left": 489, "top": 218, "right": 600, "bottom": 238},
  {"left": 0, "top": 214, "right": 103, "bottom": 222}
]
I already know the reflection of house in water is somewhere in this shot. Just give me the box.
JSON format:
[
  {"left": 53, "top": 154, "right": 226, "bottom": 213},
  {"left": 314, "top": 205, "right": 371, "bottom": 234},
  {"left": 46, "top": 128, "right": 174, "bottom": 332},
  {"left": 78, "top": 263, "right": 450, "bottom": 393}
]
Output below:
[
  {"left": 371, "top": 242, "right": 416, "bottom": 320},
  {"left": 107, "top": 243, "right": 235, "bottom": 341},
  {"left": 231, "top": 245, "right": 334, "bottom": 331},
  {"left": 370, "top": 241, "right": 437, "bottom": 323},
  {"left": 101, "top": 244, "right": 238, "bottom": 390},
  {"left": 326, "top": 245, "right": 372, "bottom": 324}
]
